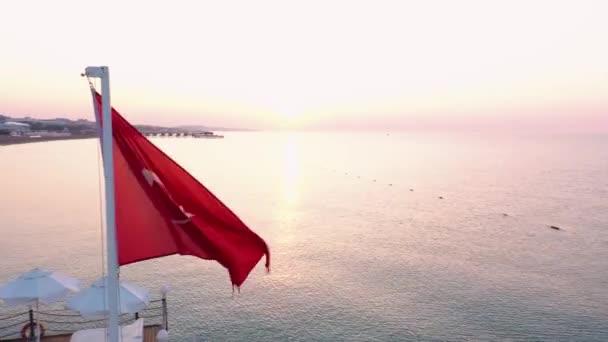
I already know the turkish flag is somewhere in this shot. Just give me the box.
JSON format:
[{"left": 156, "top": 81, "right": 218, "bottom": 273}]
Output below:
[{"left": 92, "top": 91, "right": 269, "bottom": 287}]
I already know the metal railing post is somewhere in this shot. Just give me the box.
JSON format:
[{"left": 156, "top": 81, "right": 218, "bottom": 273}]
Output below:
[
  {"left": 162, "top": 297, "right": 168, "bottom": 330},
  {"left": 28, "top": 308, "right": 35, "bottom": 341}
]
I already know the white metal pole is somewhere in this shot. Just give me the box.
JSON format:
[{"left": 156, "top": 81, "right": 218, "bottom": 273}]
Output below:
[
  {"left": 101, "top": 66, "right": 120, "bottom": 342},
  {"left": 86, "top": 66, "right": 120, "bottom": 342}
]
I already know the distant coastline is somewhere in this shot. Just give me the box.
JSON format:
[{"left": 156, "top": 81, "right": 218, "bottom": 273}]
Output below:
[
  {"left": 0, "top": 133, "right": 98, "bottom": 146},
  {"left": 0, "top": 114, "right": 251, "bottom": 147}
]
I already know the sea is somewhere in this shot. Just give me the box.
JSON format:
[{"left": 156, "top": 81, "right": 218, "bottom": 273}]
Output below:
[{"left": 0, "top": 131, "right": 607, "bottom": 341}]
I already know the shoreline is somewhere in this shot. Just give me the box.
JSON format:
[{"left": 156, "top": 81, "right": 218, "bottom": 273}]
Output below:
[{"left": 0, "top": 134, "right": 98, "bottom": 146}]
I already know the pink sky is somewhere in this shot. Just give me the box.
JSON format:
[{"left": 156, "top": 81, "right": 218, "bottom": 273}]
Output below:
[{"left": 1, "top": 0, "right": 607, "bottom": 132}]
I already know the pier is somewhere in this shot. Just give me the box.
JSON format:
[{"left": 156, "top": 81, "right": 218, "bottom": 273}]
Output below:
[{"left": 139, "top": 129, "right": 224, "bottom": 138}]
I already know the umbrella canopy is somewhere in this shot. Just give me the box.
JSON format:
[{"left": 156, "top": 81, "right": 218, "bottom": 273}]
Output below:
[
  {"left": 66, "top": 276, "right": 150, "bottom": 318},
  {"left": 0, "top": 268, "right": 81, "bottom": 306}
]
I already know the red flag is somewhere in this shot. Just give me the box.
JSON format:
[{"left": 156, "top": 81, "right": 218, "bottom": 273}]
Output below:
[{"left": 93, "top": 92, "right": 269, "bottom": 287}]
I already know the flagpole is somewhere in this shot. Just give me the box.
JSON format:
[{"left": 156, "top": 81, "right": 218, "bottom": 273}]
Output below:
[{"left": 83, "top": 66, "right": 120, "bottom": 342}]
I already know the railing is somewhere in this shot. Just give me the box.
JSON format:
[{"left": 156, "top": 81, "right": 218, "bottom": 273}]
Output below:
[{"left": 0, "top": 298, "right": 167, "bottom": 341}]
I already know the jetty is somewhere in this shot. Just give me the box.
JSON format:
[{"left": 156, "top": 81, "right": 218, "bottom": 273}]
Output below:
[{"left": 139, "top": 129, "right": 224, "bottom": 138}]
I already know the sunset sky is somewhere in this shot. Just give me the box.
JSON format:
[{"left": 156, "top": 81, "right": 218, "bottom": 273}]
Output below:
[{"left": 1, "top": 0, "right": 607, "bottom": 131}]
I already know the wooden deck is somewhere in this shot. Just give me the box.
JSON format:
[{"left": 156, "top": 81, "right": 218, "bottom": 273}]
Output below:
[
  {"left": 143, "top": 325, "right": 161, "bottom": 342},
  {"left": 3, "top": 325, "right": 161, "bottom": 342}
]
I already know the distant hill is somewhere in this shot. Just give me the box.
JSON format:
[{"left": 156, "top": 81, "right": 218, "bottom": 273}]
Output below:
[
  {"left": 175, "top": 125, "right": 257, "bottom": 132},
  {"left": 172, "top": 125, "right": 210, "bottom": 131}
]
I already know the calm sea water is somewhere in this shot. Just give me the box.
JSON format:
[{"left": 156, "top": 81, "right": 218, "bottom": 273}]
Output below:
[{"left": 0, "top": 132, "right": 607, "bottom": 341}]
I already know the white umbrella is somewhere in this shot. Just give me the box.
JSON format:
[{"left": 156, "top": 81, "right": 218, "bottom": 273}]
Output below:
[
  {"left": 0, "top": 268, "right": 81, "bottom": 341},
  {"left": 66, "top": 276, "right": 150, "bottom": 318},
  {"left": 0, "top": 268, "right": 81, "bottom": 306}
]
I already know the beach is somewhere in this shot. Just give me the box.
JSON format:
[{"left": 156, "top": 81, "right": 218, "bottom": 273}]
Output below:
[{"left": 0, "top": 133, "right": 98, "bottom": 146}]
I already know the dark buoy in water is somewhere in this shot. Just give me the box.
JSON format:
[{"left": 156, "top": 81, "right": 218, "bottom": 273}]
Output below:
[
  {"left": 388, "top": 183, "right": 393, "bottom": 186},
  {"left": 438, "top": 196, "right": 444, "bottom": 199},
  {"left": 502, "top": 213, "right": 509, "bottom": 217},
  {"left": 409, "top": 188, "right": 414, "bottom": 191},
  {"left": 549, "top": 225, "right": 561, "bottom": 230},
  {"left": 373, "top": 179, "right": 376, "bottom": 182}
]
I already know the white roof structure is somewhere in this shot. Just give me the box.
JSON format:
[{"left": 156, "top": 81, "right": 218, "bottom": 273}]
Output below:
[
  {"left": 0, "top": 121, "right": 31, "bottom": 131},
  {"left": 1, "top": 121, "right": 30, "bottom": 127}
]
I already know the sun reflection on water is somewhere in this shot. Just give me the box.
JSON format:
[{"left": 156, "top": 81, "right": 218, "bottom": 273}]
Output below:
[
  {"left": 274, "top": 133, "right": 300, "bottom": 246},
  {"left": 281, "top": 134, "right": 299, "bottom": 206}
]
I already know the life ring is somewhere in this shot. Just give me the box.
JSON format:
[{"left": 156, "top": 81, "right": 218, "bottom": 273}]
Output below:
[{"left": 21, "top": 322, "right": 45, "bottom": 339}]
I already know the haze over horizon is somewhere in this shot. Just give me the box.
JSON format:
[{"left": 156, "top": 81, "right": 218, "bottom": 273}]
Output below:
[{"left": 1, "top": 0, "right": 607, "bottom": 133}]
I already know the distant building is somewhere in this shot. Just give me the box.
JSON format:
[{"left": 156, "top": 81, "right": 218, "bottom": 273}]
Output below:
[
  {"left": 0, "top": 121, "right": 31, "bottom": 132},
  {"left": 79, "top": 128, "right": 97, "bottom": 134},
  {"left": 25, "top": 131, "right": 72, "bottom": 138},
  {"left": 36, "top": 119, "right": 70, "bottom": 125}
]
